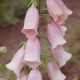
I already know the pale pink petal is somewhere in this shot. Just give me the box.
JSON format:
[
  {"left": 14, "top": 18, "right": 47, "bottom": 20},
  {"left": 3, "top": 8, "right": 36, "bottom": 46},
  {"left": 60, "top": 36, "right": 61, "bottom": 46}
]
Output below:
[
  {"left": 17, "top": 73, "right": 28, "bottom": 80},
  {"left": 55, "top": 0, "right": 72, "bottom": 23},
  {"left": 23, "top": 38, "right": 41, "bottom": 68},
  {"left": 6, "top": 46, "right": 25, "bottom": 77},
  {"left": 56, "top": 0, "right": 72, "bottom": 15},
  {"left": 28, "top": 69, "right": 42, "bottom": 80},
  {"left": 47, "top": 21, "right": 67, "bottom": 49},
  {"left": 46, "top": 0, "right": 63, "bottom": 24},
  {"left": 46, "top": 0, "right": 72, "bottom": 24},
  {"left": 59, "top": 26, "right": 67, "bottom": 36},
  {"left": 21, "top": 4, "right": 39, "bottom": 39},
  {"left": 47, "top": 61, "right": 66, "bottom": 80},
  {"left": 52, "top": 46, "right": 72, "bottom": 67}
]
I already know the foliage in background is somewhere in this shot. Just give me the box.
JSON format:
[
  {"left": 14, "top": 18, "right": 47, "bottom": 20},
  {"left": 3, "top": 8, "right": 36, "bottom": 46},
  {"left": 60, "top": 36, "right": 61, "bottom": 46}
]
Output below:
[
  {"left": 0, "top": 0, "right": 30, "bottom": 27},
  {"left": 0, "top": 0, "right": 80, "bottom": 80},
  {"left": 0, "top": 22, "right": 80, "bottom": 80}
]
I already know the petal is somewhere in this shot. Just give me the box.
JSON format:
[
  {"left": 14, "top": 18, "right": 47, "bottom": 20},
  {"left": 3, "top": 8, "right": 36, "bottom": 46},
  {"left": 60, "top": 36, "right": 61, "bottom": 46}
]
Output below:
[
  {"left": 17, "top": 73, "right": 28, "bottom": 80},
  {"left": 6, "top": 46, "right": 25, "bottom": 77},
  {"left": 28, "top": 69, "right": 42, "bottom": 80},
  {"left": 52, "top": 46, "right": 72, "bottom": 67},
  {"left": 21, "top": 4, "right": 39, "bottom": 39},
  {"left": 23, "top": 38, "right": 41, "bottom": 68},
  {"left": 55, "top": 0, "right": 72, "bottom": 23},
  {"left": 60, "top": 26, "right": 67, "bottom": 36},
  {"left": 46, "top": 0, "right": 72, "bottom": 24},
  {"left": 47, "top": 61, "right": 66, "bottom": 80},
  {"left": 46, "top": 0, "right": 63, "bottom": 24},
  {"left": 47, "top": 21, "right": 67, "bottom": 49},
  {"left": 56, "top": 0, "right": 72, "bottom": 15}
]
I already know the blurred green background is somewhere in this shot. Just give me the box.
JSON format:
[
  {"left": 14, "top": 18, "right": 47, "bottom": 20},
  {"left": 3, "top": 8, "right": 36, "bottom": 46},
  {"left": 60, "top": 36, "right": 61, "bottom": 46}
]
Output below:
[{"left": 0, "top": 0, "right": 80, "bottom": 80}]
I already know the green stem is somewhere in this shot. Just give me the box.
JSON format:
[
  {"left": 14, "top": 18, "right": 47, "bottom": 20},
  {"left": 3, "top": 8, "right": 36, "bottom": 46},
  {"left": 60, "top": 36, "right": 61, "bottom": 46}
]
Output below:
[
  {"left": 38, "top": 0, "right": 41, "bottom": 14},
  {"left": 38, "top": 0, "right": 41, "bottom": 33}
]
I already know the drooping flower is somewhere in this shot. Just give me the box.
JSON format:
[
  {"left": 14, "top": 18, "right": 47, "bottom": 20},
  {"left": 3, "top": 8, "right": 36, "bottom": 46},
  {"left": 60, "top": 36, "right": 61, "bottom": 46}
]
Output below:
[
  {"left": 46, "top": 0, "right": 72, "bottom": 24},
  {"left": 47, "top": 61, "right": 66, "bottom": 80},
  {"left": 21, "top": 4, "right": 39, "bottom": 39},
  {"left": 28, "top": 69, "right": 42, "bottom": 80},
  {"left": 23, "top": 38, "right": 41, "bottom": 68},
  {"left": 6, "top": 46, "right": 25, "bottom": 77},
  {"left": 56, "top": 0, "right": 72, "bottom": 15},
  {"left": 51, "top": 46, "right": 72, "bottom": 67},
  {"left": 60, "top": 26, "right": 67, "bottom": 37},
  {"left": 17, "top": 72, "right": 28, "bottom": 80},
  {"left": 47, "top": 20, "right": 67, "bottom": 49}
]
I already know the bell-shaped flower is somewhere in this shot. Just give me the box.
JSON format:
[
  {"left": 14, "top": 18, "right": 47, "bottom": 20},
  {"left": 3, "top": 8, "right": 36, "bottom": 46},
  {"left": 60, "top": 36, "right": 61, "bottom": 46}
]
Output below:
[
  {"left": 56, "top": 0, "right": 72, "bottom": 15},
  {"left": 21, "top": 4, "right": 39, "bottom": 39},
  {"left": 47, "top": 61, "right": 66, "bottom": 80},
  {"left": 54, "top": 25, "right": 67, "bottom": 37},
  {"left": 46, "top": 0, "right": 72, "bottom": 24},
  {"left": 23, "top": 38, "right": 41, "bottom": 68},
  {"left": 6, "top": 46, "right": 25, "bottom": 77},
  {"left": 28, "top": 69, "right": 42, "bottom": 80},
  {"left": 47, "top": 21, "right": 67, "bottom": 49},
  {"left": 60, "top": 26, "right": 67, "bottom": 37},
  {"left": 51, "top": 46, "right": 72, "bottom": 67},
  {"left": 17, "top": 72, "right": 28, "bottom": 80}
]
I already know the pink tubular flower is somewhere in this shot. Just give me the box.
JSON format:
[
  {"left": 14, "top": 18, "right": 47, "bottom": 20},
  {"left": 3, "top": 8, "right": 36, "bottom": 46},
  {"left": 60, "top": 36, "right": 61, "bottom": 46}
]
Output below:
[
  {"left": 28, "top": 69, "right": 42, "bottom": 80},
  {"left": 21, "top": 4, "right": 39, "bottom": 39},
  {"left": 46, "top": 0, "right": 72, "bottom": 24},
  {"left": 60, "top": 26, "right": 67, "bottom": 37},
  {"left": 56, "top": 0, "right": 72, "bottom": 15},
  {"left": 47, "top": 61, "right": 66, "bottom": 80},
  {"left": 51, "top": 46, "right": 72, "bottom": 67},
  {"left": 23, "top": 38, "right": 41, "bottom": 68},
  {"left": 47, "top": 20, "right": 67, "bottom": 49},
  {"left": 6, "top": 46, "right": 25, "bottom": 77},
  {"left": 17, "top": 73, "right": 28, "bottom": 80}
]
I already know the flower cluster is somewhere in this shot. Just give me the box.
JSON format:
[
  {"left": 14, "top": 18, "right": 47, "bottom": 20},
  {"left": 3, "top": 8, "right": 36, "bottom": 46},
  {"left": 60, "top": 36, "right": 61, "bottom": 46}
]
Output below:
[
  {"left": 46, "top": 0, "right": 72, "bottom": 80},
  {"left": 6, "top": 0, "right": 72, "bottom": 80}
]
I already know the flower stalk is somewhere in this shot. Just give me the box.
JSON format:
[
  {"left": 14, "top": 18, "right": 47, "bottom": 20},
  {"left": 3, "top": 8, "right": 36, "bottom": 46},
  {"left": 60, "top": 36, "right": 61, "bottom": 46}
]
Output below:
[{"left": 6, "top": 0, "right": 72, "bottom": 80}]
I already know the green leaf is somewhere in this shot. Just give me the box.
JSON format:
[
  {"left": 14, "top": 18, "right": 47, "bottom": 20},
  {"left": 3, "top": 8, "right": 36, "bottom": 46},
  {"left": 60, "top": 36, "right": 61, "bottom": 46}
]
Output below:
[
  {"left": 31, "top": 0, "right": 39, "bottom": 7},
  {"left": 19, "top": 42, "right": 26, "bottom": 47},
  {"left": 44, "top": 14, "right": 51, "bottom": 23},
  {"left": 22, "top": 66, "right": 31, "bottom": 73},
  {"left": 39, "top": 38, "right": 53, "bottom": 72}
]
